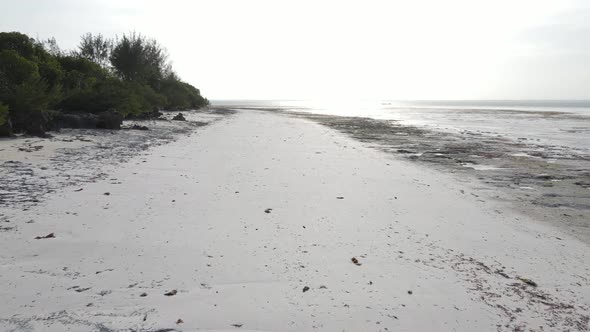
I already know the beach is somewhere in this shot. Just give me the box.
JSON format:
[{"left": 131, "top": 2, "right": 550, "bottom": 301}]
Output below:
[{"left": 0, "top": 109, "right": 589, "bottom": 331}]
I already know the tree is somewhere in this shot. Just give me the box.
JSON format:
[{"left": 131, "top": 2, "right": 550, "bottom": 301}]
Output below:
[
  {"left": 78, "top": 33, "right": 112, "bottom": 68},
  {"left": 41, "top": 37, "right": 62, "bottom": 57},
  {"left": 110, "top": 32, "right": 169, "bottom": 86}
]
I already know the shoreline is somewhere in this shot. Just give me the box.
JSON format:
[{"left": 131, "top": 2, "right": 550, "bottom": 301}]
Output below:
[
  {"left": 0, "top": 109, "right": 588, "bottom": 331},
  {"left": 237, "top": 107, "right": 590, "bottom": 244}
]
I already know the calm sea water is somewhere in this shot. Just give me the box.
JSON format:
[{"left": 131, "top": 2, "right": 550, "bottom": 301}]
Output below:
[{"left": 212, "top": 100, "right": 590, "bottom": 153}]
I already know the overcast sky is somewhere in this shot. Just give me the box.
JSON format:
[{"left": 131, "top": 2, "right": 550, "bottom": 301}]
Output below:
[{"left": 1, "top": 0, "right": 589, "bottom": 100}]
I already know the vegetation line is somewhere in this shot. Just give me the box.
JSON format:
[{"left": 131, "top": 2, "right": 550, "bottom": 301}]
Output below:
[{"left": 0, "top": 31, "right": 209, "bottom": 137}]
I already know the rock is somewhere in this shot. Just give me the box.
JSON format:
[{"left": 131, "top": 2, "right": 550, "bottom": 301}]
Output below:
[
  {"left": 140, "top": 292, "right": 147, "bottom": 297},
  {"left": 34, "top": 233, "right": 55, "bottom": 239},
  {"left": 172, "top": 113, "right": 186, "bottom": 121},
  {"left": 407, "top": 290, "right": 413, "bottom": 295},
  {"left": 51, "top": 112, "right": 100, "bottom": 129},
  {"left": 0, "top": 117, "right": 12, "bottom": 137},
  {"left": 303, "top": 286, "right": 310, "bottom": 293},
  {"left": 127, "top": 124, "right": 149, "bottom": 131},
  {"left": 164, "top": 289, "right": 178, "bottom": 296},
  {"left": 264, "top": 208, "right": 272, "bottom": 213},
  {"left": 97, "top": 111, "right": 123, "bottom": 129},
  {"left": 176, "top": 319, "right": 184, "bottom": 324},
  {"left": 25, "top": 111, "right": 52, "bottom": 137},
  {"left": 50, "top": 111, "right": 123, "bottom": 130},
  {"left": 351, "top": 257, "right": 361, "bottom": 266},
  {"left": 231, "top": 324, "right": 243, "bottom": 328}
]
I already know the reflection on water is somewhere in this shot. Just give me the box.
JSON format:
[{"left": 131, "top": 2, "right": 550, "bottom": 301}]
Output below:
[{"left": 213, "top": 99, "right": 590, "bottom": 153}]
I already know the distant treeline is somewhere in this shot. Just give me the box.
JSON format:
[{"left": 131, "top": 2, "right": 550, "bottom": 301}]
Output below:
[{"left": 0, "top": 31, "right": 208, "bottom": 136}]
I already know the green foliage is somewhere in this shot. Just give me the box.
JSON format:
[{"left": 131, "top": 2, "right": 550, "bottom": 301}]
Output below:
[
  {"left": 160, "top": 76, "right": 208, "bottom": 110},
  {"left": 0, "top": 31, "right": 207, "bottom": 135},
  {"left": 0, "top": 49, "right": 50, "bottom": 133},
  {"left": 0, "top": 32, "right": 36, "bottom": 59},
  {"left": 78, "top": 33, "right": 112, "bottom": 68},
  {"left": 110, "top": 32, "right": 168, "bottom": 85}
]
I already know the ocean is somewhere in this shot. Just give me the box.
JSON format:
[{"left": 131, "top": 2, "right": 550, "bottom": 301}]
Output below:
[{"left": 212, "top": 100, "right": 590, "bottom": 153}]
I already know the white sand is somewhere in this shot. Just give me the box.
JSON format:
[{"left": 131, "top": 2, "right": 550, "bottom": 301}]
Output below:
[{"left": 0, "top": 110, "right": 588, "bottom": 331}]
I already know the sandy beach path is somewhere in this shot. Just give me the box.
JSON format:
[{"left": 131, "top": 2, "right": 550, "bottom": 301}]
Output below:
[{"left": 1, "top": 110, "right": 588, "bottom": 332}]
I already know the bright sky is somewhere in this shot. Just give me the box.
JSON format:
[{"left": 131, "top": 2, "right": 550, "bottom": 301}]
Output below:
[{"left": 1, "top": 0, "right": 589, "bottom": 100}]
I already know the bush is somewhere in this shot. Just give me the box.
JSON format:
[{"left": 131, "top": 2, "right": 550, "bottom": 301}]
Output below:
[{"left": 0, "top": 31, "right": 208, "bottom": 135}]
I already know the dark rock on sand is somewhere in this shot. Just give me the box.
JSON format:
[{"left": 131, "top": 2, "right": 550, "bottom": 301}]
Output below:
[
  {"left": 34, "top": 232, "right": 55, "bottom": 239},
  {"left": 172, "top": 113, "right": 187, "bottom": 121},
  {"left": 51, "top": 111, "right": 123, "bottom": 130},
  {"left": 97, "top": 111, "right": 123, "bottom": 129},
  {"left": 164, "top": 289, "right": 178, "bottom": 296},
  {"left": 128, "top": 124, "right": 149, "bottom": 131}
]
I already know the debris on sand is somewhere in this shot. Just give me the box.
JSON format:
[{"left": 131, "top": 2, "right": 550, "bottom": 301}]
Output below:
[
  {"left": 176, "top": 318, "right": 184, "bottom": 324},
  {"left": 336, "top": 196, "right": 344, "bottom": 199},
  {"left": 407, "top": 290, "right": 413, "bottom": 295},
  {"left": 74, "top": 287, "right": 91, "bottom": 293},
  {"left": 140, "top": 292, "right": 148, "bottom": 297},
  {"left": 34, "top": 233, "right": 55, "bottom": 240},
  {"left": 519, "top": 278, "right": 538, "bottom": 287},
  {"left": 103, "top": 192, "right": 110, "bottom": 196},
  {"left": 74, "top": 188, "right": 83, "bottom": 192},
  {"left": 495, "top": 269, "right": 511, "bottom": 279},
  {"left": 231, "top": 323, "right": 243, "bottom": 328},
  {"left": 18, "top": 145, "right": 44, "bottom": 152},
  {"left": 303, "top": 286, "right": 310, "bottom": 293},
  {"left": 351, "top": 257, "right": 362, "bottom": 266},
  {"left": 164, "top": 289, "right": 178, "bottom": 296},
  {"left": 264, "top": 208, "right": 272, "bottom": 213}
]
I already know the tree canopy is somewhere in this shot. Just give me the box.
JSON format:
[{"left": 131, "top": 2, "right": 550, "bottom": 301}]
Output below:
[{"left": 0, "top": 31, "right": 208, "bottom": 136}]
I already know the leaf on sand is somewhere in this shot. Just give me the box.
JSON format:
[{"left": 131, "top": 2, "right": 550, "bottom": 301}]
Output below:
[{"left": 34, "top": 233, "right": 55, "bottom": 240}]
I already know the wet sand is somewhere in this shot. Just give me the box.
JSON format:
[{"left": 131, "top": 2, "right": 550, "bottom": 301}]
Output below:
[{"left": 0, "top": 109, "right": 589, "bottom": 331}]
